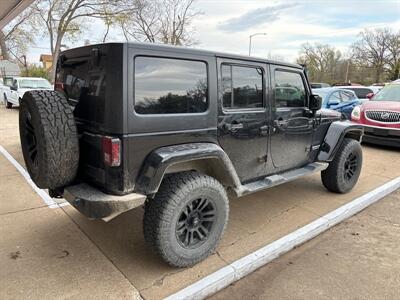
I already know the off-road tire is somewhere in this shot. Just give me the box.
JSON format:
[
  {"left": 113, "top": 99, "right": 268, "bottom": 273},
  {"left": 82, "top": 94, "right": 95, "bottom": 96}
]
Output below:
[
  {"left": 143, "top": 171, "right": 229, "bottom": 267},
  {"left": 321, "top": 138, "right": 362, "bottom": 193},
  {"left": 19, "top": 90, "right": 79, "bottom": 189}
]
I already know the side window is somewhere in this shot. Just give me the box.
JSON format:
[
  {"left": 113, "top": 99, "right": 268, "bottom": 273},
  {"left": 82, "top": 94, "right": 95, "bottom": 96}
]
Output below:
[
  {"left": 341, "top": 91, "right": 354, "bottom": 102},
  {"left": 221, "top": 64, "right": 263, "bottom": 110},
  {"left": 274, "top": 70, "right": 306, "bottom": 108},
  {"left": 330, "top": 91, "right": 342, "bottom": 102},
  {"left": 134, "top": 56, "right": 208, "bottom": 114}
]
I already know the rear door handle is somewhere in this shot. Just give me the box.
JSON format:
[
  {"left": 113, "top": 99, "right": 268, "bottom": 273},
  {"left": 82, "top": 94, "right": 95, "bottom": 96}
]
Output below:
[
  {"left": 224, "top": 123, "right": 244, "bottom": 132},
  {"left": 274, "top": 120, "right": 287, "bottom": 127},
  {"left": 259, "top": 125, "right": 269, "bottom": 136}
]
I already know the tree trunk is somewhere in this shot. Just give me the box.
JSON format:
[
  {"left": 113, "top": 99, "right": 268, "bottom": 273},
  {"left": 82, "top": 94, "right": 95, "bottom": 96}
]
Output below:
[
  {"left": 50, "top": 33, "right": 63, "bottom": 83},
  {"left": 0, "top": 30, "right": 10, "bottom": 61},
  {"left": 375, "top": 67, "right": 381, "bottom": 83}
]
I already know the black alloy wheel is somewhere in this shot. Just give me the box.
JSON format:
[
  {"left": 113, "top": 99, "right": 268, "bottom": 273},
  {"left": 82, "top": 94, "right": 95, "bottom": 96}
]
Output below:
[
  {"left": 176, "top": 197, "right": 216, "bottom": 249},
  {"left": 344, "top": 152, "right": 358, "bottom": 181},
  {"left": 21, "top": 110, "right": 39, "bottom": 171}
]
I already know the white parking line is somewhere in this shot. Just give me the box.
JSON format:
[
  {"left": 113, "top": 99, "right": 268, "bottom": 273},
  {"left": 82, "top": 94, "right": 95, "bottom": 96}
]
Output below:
[
  {"left": 166, "top": 177, "right": 400, "bottom": 300},
  {"left": 0, "top": 145, "right": 61, "bottom": 208}
]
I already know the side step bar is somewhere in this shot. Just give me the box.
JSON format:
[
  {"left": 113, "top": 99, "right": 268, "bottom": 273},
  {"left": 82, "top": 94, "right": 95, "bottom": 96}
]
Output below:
[{"left": 238, "top": 162, "right": 329, "bottom": 196}]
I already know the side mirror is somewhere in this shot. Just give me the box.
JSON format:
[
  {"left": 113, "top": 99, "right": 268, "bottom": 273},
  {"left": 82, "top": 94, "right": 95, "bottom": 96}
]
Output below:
[
  {"left": 328, "top": 99, "right": 340, "bottom": 106},
  {"left": 366, "top": 92, "right": 374, "bottom": 99},
  {"left": 10, "top": 86, "right": 17, "bottom": 91},
  {"left": 309, "top": 94, "right": 322, "bottom": 111}
]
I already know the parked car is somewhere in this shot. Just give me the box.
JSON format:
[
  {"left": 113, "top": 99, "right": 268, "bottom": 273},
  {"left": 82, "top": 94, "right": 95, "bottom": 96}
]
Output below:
[
  {"left": 18, "top": 42, "right": 363, "bottom": 267},
  {"left": 312, "top": 87, "right": 361, "bottom": 119},
  {"left": 1, "top": 76, "right": 13, "bottom": 106},
  {"left": 334, "top": 85, "right": 375, "bottom": 102},
  {"left": 351, "top": 81, "right": 400, "bottom": 147},
  {"left": 311, "top": 82, "right": 331, "bottom": 89},
  {"left": 5, "top": 77, "right": 53, "bottom": 109},
  {"left": 0, "top": 78, "right": 4, "bottom": 103}
]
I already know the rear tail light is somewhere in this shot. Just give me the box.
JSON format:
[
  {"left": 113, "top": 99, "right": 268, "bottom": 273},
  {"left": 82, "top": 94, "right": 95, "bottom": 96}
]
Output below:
[
  {"left": 102, "top": 137, "right": 121, "bottom": 167},
  {"left": 54, "top": 82, "right": 64, "bottom": 92}
]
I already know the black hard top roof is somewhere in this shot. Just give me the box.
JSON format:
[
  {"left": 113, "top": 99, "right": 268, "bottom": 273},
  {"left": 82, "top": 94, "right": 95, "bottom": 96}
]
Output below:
[
  {"left": 64, "top": 42, "right": 303, "bottom": 70},
  {"left": 125, "top": 42, "right": 302, "bottom": 69}
]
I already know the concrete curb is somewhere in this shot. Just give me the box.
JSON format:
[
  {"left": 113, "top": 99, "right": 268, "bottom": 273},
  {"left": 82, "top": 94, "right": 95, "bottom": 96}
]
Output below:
[{"left": 166, "top": 177, "right": 400, "bottom": 300}]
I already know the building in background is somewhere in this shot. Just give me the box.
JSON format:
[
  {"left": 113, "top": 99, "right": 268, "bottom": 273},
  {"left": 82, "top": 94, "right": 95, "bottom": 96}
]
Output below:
[
  {"left": 0, "top": 59, "right": 20, "bottom": 77},
  {"left": 40, "top": 54, "right": 53, "bottom": 71}
]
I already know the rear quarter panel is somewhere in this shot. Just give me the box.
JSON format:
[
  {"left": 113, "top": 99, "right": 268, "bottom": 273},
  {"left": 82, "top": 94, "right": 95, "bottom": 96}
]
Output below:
[{"left": 125, "top": 46, "right": 219, "bottom": 191}]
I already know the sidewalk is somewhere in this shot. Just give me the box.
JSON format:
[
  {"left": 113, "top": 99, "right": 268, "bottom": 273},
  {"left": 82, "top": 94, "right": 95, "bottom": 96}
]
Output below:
[{"left": 211, "top": 189, "right": 400, "bottom": 300}]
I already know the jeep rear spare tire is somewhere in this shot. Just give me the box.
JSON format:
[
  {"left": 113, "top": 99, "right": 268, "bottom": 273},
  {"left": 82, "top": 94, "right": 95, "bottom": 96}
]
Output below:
[
  {"left": 19, "top": 90, "right": 79, "bottom": 189},
  {"left": 143, "top": 171, "right": 229, "bottom": 267}
]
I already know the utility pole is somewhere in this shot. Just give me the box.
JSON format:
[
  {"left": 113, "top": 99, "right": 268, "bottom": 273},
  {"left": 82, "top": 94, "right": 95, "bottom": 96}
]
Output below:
[
  {"left": 345, "top": 59, "right": 350, "bottom": 83},
  {"left": 249, "top": 33, "right": 267, "bottom": 56}
]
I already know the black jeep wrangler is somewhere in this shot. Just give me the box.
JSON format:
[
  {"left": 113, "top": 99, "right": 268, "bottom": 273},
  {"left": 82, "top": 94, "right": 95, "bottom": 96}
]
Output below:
[{"left": 19, "top": 42, "right": 363, "bottom": 267}]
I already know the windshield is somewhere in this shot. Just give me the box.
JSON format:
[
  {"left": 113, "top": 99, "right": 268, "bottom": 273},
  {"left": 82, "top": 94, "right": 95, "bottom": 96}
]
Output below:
[
  {"left": 372, "top": 84, "right": 400, "bottom": 102},
  {"left": 19, "top": 79, "right": 52, "bottom": 89}
]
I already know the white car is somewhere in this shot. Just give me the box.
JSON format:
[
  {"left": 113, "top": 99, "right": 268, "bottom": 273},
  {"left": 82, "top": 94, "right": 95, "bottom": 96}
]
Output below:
[
  {"left": 5, "top": 77, "right": 53, "bottom": 109},
  {"left": 0, "top": 78, "right": 4, "bottom": 103}
]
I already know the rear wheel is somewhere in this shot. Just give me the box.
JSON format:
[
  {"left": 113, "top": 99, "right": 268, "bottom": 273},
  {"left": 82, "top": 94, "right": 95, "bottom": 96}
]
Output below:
[
  {"left": 321, "top": 138, "right": 362, "bottom": 193},
  {"left": 143, "top": 171, "right": 229, "bottom": 267}
]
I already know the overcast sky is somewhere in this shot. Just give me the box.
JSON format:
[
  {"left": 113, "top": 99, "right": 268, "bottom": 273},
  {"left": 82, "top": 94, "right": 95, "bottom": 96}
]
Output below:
[{"left": 27, "top": 0, "right": 400, "bottom": 63}]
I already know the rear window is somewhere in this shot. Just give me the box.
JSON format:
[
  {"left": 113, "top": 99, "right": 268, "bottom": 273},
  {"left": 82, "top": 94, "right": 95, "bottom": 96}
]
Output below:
[
  {"left": 134, "top": 56, "right": 208, "bottom": 114},
  {"left": 344, "top": 88, "right": 372, "bottom": 99},
  {"left": 59, "top": 60, "right": 105, "bottom": 104},
  {"left": 57, "top": 58, "right": 106, "bottom": 123}
]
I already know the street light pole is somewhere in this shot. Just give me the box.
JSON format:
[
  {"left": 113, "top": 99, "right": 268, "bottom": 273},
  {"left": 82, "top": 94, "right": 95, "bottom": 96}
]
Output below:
[{"left": 249, "top": 32, "right": 267, "bottom": 56}]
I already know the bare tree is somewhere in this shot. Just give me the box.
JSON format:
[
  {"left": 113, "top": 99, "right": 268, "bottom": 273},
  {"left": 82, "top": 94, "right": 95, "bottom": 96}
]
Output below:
[
  {"left": 297, "top": 43, "right": 342, "bottom": 83},
  {"left": 385, "top": 30, "right": 400, "bottom": 80},
  {"left": 34, "top": 0, "right": 126, "bottom": 82},
  {"left": 0, "top": 7, "right": 37, "bottom": 62},
  {"left": 117, "top": 0, "right": 201, "bottom": 46},
  {"left": 350, "top": 28, "right": 392, "bottom": 83}
]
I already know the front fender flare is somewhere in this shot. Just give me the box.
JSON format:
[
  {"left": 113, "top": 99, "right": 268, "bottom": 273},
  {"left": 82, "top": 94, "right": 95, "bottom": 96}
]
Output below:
[
  {"left": 318, "top": 121, "right": 363, "bottom": 162},
  {"left": 135, "top": 143, "right": 242, "bottom": 195}
]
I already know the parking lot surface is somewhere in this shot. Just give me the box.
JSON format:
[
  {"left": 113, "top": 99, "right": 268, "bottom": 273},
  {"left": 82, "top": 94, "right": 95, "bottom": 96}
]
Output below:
[
  {"left": 212, "top": 189, "right": 400, "bottom": 300},
  {"left": 1, "top": 105, "right": 399, "bottom": 299}
]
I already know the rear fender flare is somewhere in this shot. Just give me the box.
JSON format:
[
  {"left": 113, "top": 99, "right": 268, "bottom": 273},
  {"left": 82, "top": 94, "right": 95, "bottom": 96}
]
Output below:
[
  {"left": 318, "top": 121, "right": 364, "bottom": 162},
  {"left": 135, "top": 143, "right": 243, "bottom": 195}
]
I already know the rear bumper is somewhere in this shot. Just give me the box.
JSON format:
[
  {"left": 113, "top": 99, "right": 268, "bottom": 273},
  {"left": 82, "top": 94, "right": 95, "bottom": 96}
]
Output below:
[{"left": 63, "top": 183, "right": 147, "bottom": 222}]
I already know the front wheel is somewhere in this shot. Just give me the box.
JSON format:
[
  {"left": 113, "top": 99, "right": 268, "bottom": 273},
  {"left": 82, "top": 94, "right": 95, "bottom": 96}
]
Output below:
[
  {"left": 143, "top": 171, "right": 229, "bottom": 267},
  {"left": 321, "top": 138, "right": 362, "bottom": 193}
]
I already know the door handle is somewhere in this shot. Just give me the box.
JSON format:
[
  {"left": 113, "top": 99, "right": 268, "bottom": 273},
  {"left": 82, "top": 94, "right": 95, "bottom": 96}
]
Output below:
[
  {"left": 259, "top": 125, "right": 269, "bottom": 136},
  {"left": 274, "top": 119, "right": 287, "bottom": 127},
  {"left": 230, "top": 123, "right": 244, "bottom": 131},
  {"left": 224, "top": 123, "right": 244, "bottom": 132}
]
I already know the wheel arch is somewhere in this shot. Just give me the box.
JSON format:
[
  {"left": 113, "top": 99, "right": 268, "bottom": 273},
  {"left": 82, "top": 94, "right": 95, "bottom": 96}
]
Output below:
[
  {"left": 135, "top": 143, "right": 243, "bottom": 196},
  {"left": 317, "top": 121, "right": 364, "bottom": 162}
]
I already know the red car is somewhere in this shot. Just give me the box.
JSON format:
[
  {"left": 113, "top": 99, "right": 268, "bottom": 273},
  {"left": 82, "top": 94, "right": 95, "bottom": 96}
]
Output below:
[{"left": 351, "top": 80, "right": 400, "bottom": 147}]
